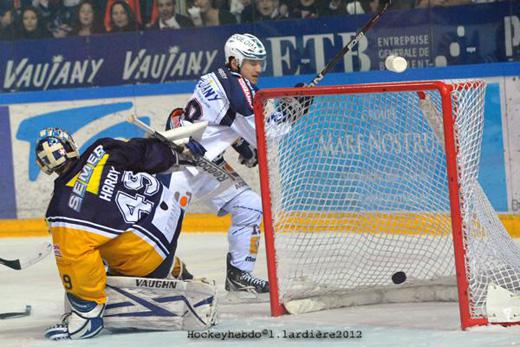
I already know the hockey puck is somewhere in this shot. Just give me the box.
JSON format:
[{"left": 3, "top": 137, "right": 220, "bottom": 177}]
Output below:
[
  {"left": 385, "top": 55, "right": 408, "bottom": 73},
  {"left": 391, "top": 271, "right": 407, "bottom": 284}
]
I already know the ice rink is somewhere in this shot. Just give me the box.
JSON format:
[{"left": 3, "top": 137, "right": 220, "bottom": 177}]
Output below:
[{"left": 2, "top": 235, "right": 520, "bottom": 347}]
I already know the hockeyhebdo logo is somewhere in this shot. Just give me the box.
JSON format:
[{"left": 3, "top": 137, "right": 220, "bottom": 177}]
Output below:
[
  {"left": 16, "top": 102, "right": 148, "bottom": 181},
  {"left": 3, "top": 55, "right": 104, "bottom": 91}
]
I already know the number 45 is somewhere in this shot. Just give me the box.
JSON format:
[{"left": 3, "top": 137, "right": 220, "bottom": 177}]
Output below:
[{"left": 115, "top": 172, "right": 158, "bottom": 223}]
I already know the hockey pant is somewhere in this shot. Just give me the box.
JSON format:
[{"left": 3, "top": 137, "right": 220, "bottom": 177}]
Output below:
[
  {"left": 160, "top": 168, "right": 263, "bottom": 272},
  {"left": 50, "top": 209, "right": 184, "bottom": 305}
]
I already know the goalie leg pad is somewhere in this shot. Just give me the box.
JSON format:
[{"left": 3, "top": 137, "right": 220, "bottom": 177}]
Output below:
[
  {"left": 103, "top": 276, "right": 217, "bottom": 331},
  {"left": 46, "top": 294, "right": 105, "bottom": 340}
]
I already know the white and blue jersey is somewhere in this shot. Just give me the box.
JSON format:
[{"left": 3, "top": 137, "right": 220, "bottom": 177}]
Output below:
[{"left": 170, "top": 65, "right": 259, "bottom": 161}]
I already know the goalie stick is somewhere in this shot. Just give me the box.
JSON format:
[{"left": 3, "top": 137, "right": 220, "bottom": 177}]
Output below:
[
  {"left": 127, "top": 115, "right": 237, "bottom": 184},
  {"left": 0, "top": 305, "right": 31, "bottom": 320},
  {"left": 0, "top": 241, "right": 52, "bottom": 270},
  {"left": 309, "top": 0, "right": 392, "bottom": 87}
]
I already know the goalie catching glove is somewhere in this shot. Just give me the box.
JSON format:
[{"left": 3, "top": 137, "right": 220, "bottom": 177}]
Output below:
[{"left": 45, "top": 293, "right": 105, "bottom": 340}]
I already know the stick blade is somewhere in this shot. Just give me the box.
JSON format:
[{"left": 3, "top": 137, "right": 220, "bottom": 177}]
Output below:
[
  {"left": 17, "top": 242, "right": 52, "bottom": 270},
  {"left": 0, "top": 305, "right": 32, "bottom": 319}
]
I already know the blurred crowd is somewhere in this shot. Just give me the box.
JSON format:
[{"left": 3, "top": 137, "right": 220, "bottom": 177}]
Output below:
[{"left": 0, "top": 0, "right": 503, "bottom": 41}]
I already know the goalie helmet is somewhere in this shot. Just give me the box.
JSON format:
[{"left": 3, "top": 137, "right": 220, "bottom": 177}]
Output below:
[
  {"left": 35, "top": 128, "right": 79, "bottom": 175},
  {"left": 224, "top": 33, "right": 266, "bottom": 68}
]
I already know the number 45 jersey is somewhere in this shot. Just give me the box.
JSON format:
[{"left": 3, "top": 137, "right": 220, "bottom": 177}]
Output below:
[{"left": 45, "top": 137, "right": 182, "bottom": 302}]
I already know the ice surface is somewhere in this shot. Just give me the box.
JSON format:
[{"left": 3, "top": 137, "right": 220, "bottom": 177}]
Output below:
[{"left": 2, "top": 235, "right": 520, "bottom": 347}]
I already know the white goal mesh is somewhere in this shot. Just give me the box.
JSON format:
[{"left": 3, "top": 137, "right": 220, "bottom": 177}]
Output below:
[{"left": 256, "top": 81, "right": 520, "bottom": 328}]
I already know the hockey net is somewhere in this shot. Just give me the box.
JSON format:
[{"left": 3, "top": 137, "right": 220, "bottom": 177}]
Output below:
[{"left": 254, "top": 81, "right": 520, "bottom": 329}]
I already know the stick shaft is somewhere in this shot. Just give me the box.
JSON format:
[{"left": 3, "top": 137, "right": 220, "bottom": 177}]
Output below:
[
  {"left": 128, "top": 115, "right": 235, "bottom": 183},
  {"left": 309, "top": 1, "right": 392, "bottom": 87}
]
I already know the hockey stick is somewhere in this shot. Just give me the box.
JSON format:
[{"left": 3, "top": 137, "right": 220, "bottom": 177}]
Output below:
[
  {"left": 128, "top": 115, "right": 236, "bottom": 183},
  {"left": 0, "top": 242, "right": 52, "bottom": 270},
  {"left": 309, "top": 0, "right": 393, "bottom": 87},
  {"left": 280, "top": 1, "right": 392, "bottom": 124},
  {"left": 0, "top": 305, "right": 32, "bottom": 319}
]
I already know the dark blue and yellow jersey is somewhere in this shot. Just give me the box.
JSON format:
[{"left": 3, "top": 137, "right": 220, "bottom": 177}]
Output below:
[{"left": 45, "top": 137, "right": 182, "bottom": 303}]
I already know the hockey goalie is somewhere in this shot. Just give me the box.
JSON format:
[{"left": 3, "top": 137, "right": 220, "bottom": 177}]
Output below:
[{"left": 35, "top": 127, "right": 217, "bottom": 340}]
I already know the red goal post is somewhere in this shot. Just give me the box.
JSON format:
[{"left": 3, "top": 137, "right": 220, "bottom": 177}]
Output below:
[{"left": 253, "top": 80, "right": 520, "bottom": 330}]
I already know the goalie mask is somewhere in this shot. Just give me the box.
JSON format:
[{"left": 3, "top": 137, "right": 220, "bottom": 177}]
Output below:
[
  {"left": 35, "top": 128, "right": 79, "bottom": 175},
  {"left": 224, "top": 33, "right": 266, "bottom": 68}
]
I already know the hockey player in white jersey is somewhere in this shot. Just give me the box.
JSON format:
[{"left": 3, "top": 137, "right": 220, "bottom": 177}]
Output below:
[{"left": 160, "top": 33, "right": 270, "bottom": 295}]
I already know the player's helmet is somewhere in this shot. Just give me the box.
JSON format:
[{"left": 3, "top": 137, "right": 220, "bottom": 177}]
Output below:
[
  {"left": 35, "top": 128, "right": 79, "bottom": 175},
  {"left": 224, "top": 33, "right": 266, "bottom": 68}
]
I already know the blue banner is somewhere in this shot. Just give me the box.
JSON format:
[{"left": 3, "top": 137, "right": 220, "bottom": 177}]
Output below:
[
  {"left": 0, "top": 106, "right": 16, "bottom": 218},
  {"left": 0, "top": 2, "right": 518, "bottom": 92}
]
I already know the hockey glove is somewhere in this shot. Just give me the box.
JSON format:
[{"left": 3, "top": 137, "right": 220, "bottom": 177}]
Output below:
[
  {"left": 45, "top": 293, "right": 105, "bottom": 340},
  {"left": 232, "top": 138, "right": 258, "bottom": 168},
  {"left": 291, "top": 82, "right": 314, "bottom": 118},
  {"left": 177, "top": 138, "right": 207, "bottom": 166},
  {"left": 270, "top": 82, "right": 314, "bottom": 125},
  {"left": 185, "top": 137, "right": 207, "bottom": 157}
]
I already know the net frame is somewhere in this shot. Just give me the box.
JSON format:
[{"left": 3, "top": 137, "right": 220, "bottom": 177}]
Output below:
[{"left": 253, "top": 80, "right": 509, "bottom": 330}]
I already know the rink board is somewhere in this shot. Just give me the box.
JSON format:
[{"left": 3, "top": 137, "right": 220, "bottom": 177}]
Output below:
[{"left": 0, "top": 64, "right": 519, "bottom": 236}]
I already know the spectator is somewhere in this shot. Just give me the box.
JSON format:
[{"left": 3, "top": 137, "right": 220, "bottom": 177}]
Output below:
[
  {"left": 139, "top": 0, "right": 154, "bottom": 25},
  {"left": 104, "top": 0, "right": 142, "bottom": 31},
  {"left": 242, "top": 0, "right": 282, "bottom": 22},
  {"left": 290, "top": 0, "right": 321, "bottom": 18},
  {"left": 149, "top": 0, "right": 194, "bottom": 30},
  {"left": 238, "top": 0, "right": 253, "bottom": 22},
  {"left": 33, "top": 0, "right": 58, "bottom": 20},
  {"left": 323, "top": 0, "right": 347, "bottom": 15},
  {"left": 2, "top": 5, "right": 50, "bottom": 40},
  {"left": 214, "top": 0, "right": 229, "bottom": 10},
  {"left": 1, "top": 0, "right": 31, "bottom": 32},
  {"left": 189, "top": 0, "right": 236, "bottom": 26},
  {"left": 70, "top": 0, "right": 105, "bottom": 35},
  {"left": 277, "top": 0, "right": 290, "bottom": 18},
  {"left": 344, "top": 0, "right": 413, "bottom": 13},
  {"left": 416, "top": 0, "right": 438, "bottom": 7},
  {"left": 391, "top": 0, "right": 415, "bottom": 9},
  {"left": 49, "top": 6, "right": 75, "bottom": 38},
  {"left": 107, "top": 0, "right": 140, "bottom": 32},
  {"left": 415, "top": 0, "right": 471, "bottom": 7},
  {"left": 0, "top": 4, "right": 14, "bottom": 40},
  {"left": 1, "top": 9, "right": 12, "bottom": 30},
  {"left": 229, "top": 0, "right": 248, "bottom": 21}
]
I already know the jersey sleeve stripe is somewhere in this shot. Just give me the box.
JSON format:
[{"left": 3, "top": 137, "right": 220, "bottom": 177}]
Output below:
[{"left": 219, "top": 108, "right": 237, "bottom": 126}]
